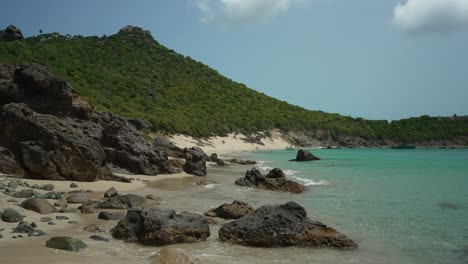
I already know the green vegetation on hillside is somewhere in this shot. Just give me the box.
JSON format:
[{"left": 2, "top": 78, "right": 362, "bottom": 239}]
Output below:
[{"left": 1, "top": 26, "right": 467, "bottom": 144}]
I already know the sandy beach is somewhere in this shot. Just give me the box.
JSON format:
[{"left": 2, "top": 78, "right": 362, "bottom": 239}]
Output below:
[{"left": 168, "top": 130, "right": 291, "bottom": 156}]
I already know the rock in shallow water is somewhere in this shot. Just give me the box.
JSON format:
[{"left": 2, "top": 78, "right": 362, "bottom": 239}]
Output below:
[
  {"left": 289, "top": 149, "right": 320, "bottom": 162},
  {"left": 183, "top": 147, "right": 207, "bottom": 176},
  {"left": 111, "top": 208, "right": 210, "bottom": 245},
  {"left": 45, "top": 236, "right": 87, "bottom": 252},
  {"left": 89, "top": 235, "right": 110, "bottom": 242},
  {"left": 153, "top": 248, "right": 194, "bottom": 264},
  {"left": 219, "top": 202, "right": 358, "bottom": 249},
  {"left": 235, "top": 168, "right": 305, "bottom": 193}
]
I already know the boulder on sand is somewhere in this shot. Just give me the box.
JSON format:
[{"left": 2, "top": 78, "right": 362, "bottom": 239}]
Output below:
[
  {"left": 21, "top": 198, "right": 57, "bottom": 214},
  {"left": 45, "top": 236, "right": 87, "bottom": 252},
  {"left": 1, "top": 208, "right": 23, "bottom": 222},
  {"left": 111, "top": 208, "right": 210, "bottom": 245},
  {"left": 219, "top": 202, "right": 358, "bottom": 249}
]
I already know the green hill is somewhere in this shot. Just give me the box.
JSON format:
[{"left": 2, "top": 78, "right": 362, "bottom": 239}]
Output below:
[{"left": 0, "top": 26, "right": 467, "bottom": 145}]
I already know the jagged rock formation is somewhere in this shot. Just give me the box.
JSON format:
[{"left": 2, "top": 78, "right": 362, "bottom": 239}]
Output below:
[
  {"left": 219, "top": 202, "right": 358, "bottom": 249},
  {"left": 0, "top": 25, "right": 24, "bottom": 41},
  {"left": 235, "top": 168, "right": 306, "bottom": 193},
  {"left": 289, "top": 149, "right": 320, "bottom": 162},
  {"left": 0, "top": 61, "right": 170, "bottom": 181},
  {"left": 183, "top": 147, "right": 207, "bottom": 176}
]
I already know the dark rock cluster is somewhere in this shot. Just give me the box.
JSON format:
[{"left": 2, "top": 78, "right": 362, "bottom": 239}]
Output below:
[
  {"left": 289, "top": 149, "right": 320, "bottom": 162},
  {"left": 0, "top": 61, "right": 170, "bottom": 181},
  {"left": 235, "top": 168, "right": 306, "bottom": 193},
  {"left": 219, "top": 202, "right": 358, "bottom": 249}
]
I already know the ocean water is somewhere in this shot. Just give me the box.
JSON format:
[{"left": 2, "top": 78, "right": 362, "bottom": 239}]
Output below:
[
  {"left": 5, "top": 149, "right": 466, "bottom": 264},
  {"left": 247, "top": 148, "right": 468, "bottom": 264}
]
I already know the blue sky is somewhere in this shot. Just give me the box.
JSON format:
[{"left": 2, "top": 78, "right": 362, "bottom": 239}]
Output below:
[{"left": 1, "top": 0, "right": 467, "bottom": 120}]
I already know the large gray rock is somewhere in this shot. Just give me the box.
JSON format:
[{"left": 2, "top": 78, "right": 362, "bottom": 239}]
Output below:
[
  {"left": 183, "top": 147, "right": 207, "bottom": 176},
  {"left": 219, "top": 202, "right": 358, "bottom": 249},
  {"left": 235, "top": 168, "right": 305, "bottom": 193},
  {"left": 45, "top": 236, "right": 87, "bottom": 252},
  {"left": 1, "top": 208, "right": 23, "bottom": 222},
  {"left": 98, "top": 194, "right": 147, "bottom": 209},
  {"left": 289, "top": 149, "right": 320, "bottom": 162},
  {"left": 21, "top": 198, "right": 57, "bottom": 214},
  {"left": 111, "top": 208, "right": 210, "bottom": 245},
  {"left": 205, "top": 201, "right": 254, "bottom": 220}
]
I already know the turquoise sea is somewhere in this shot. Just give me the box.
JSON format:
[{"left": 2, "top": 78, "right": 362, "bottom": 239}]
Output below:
[
  {"left": 247, "top": 149, "right": 468, "bottom": 264},
  {"left": 7, "top": 149, "right": 465, "bottom": 264}
]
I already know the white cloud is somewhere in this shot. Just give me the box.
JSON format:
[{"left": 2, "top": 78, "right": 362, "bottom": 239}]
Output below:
[
  {"left": 193, "top": 0, "right": 304, "bottom": 28},
  {"left": 392, "top": 0, "right": 468, "bottom": 34}
]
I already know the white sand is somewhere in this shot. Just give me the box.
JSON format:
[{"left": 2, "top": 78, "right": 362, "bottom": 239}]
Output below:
[
  {"left": 0, "top": 172, "right": 194, "bottom": 245},
  {"left": 170, "top": 130, "right": 291, "bottom": 156}
]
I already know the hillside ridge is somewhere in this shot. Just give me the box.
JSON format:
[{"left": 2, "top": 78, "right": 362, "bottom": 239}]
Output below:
[{"left": 0, "top": 24, "right": 467, "bottom": 148}]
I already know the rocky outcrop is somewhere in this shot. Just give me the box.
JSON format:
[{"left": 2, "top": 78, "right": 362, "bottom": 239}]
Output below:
[
  {"left": 127, "top": 118, "right": 152, "bottom": 130},
  {"left": 153, "top": 136, "right": 184, "bottom": 158},
  {"left": 0, "top": 103, "right": 111, "bottom": 181},
  {"left": 183, "top": 147, "right": 207, "bottom": 176},
  {"left": 96, "top": 111, "right": 169, "bottom": 175},
  {"left": 111, "top": 208, "right": 210, "bottom": 245},
  {"left": 219, "top": 202, "right": 358, "bottom": 249},
  {"left": 205, "top": 201, "right": 254, "bottom": 219},
  {"left": 0, "top": 25, "right": 24, "bottom": 41},
  {"left": 235, "top": 168, "right": 305, "bottom": 193},
  {"left": 0, "top": 61, "right": 171, "bottom": 181},
  {"left": 289, "top": 149, "right": 320, "bottom": 162}
]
